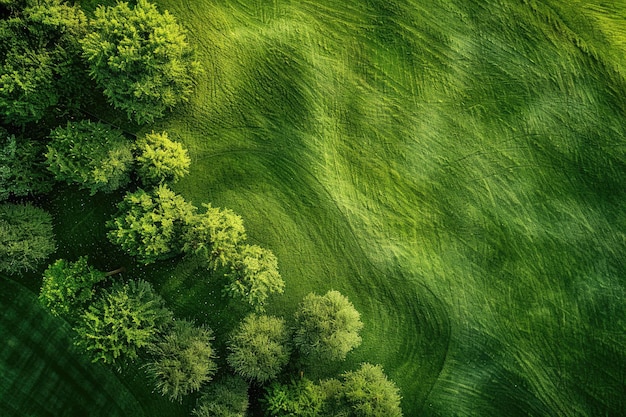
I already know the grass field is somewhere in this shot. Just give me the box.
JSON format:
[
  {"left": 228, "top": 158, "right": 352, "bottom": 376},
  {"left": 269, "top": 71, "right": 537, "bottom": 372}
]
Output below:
[{"left": 2, "top": 0, "right": 626, "bottom": 415}]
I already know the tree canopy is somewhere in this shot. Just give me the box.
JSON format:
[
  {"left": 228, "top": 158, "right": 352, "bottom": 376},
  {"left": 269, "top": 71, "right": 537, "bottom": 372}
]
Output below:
[
  {"left": 0, "top": 203, "right": 56, "bottom": 274},
  {"left": 0, "top": 0, "right": 88, "bottom": 124},
  {"left": 225, "top": 244, "right": 284, "bottom": 311},
  {"left": 46, "top": 120, "right": 134, "bottom": 195},
  {"left": 135, "top": 131, "right": 191, "bottom": 185},
  {"left": 145, "top": 319, "right": 217, "bottom": 402},
  {"left": 80, "top": 0, "right": 201, "bottom": 124},
  {"left": 38, "top": 256, "right": 106, "bottom": 323},
  {"left": 293, "top": 290, "right": 363, "bottom": 362},
  {"left": 227, "top": 314, "right": 291, "bottom": 383},
  {"left": 107, "top": 185, "right": 197, "bottom": 264},
  {"left": 0, "top": 127, "right": 52, "bottom": 201},
  {"left": 262, "top": 378, "right": 325, "bottom": 417},
  {"left": 74, "top": 279, "right": 173, "bottom": 364},
  {"left": 183, "top": 203, "right": 247, "bottom": 269},
  {"left": 193, "top": 375, "right": 249, "bottom": 417}
]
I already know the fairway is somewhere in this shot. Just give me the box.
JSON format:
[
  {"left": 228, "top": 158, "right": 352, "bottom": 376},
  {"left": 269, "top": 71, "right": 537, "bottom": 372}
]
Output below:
[{"left": 1, "top": 0, "right": 625, "bottom": 416}]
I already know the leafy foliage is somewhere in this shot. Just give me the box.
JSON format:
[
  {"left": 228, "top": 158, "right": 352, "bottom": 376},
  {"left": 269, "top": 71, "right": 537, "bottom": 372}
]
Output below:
[
  {"left": 38, "top": 256, "right": 106, "bottom": 323},
  {"left": 107, "top": 185, "right": 197, "bottom": 264},
  {"left": 80, "top": 0, "right": 201, "bottom": 124},
  {"left": 293, "top": 291, "right": 363, "bottom": 362},
  {"left": 324, "top": 363, "right": 402, "bottom": 417},
  {"left": 227, "top": 314, "right": 291, "bottom": 383},
  {"left": 46, "top": 120, "right": 134, "bottom": 195},
  {"left": 0, "top": 0, "right": 88, "bottom": 124},
  {"left": 0, "top": 127, "right": 52, "bottom": 201},
  {"left": 182, "top": 203, "right": 247, "bottom": 269},
  {"left": 0, "top": 203, "right": 56, "bottom": 274},
  {"left": 74, "top": 279, "right": 173, "bottom": 364},
  {"left": 192, "top": 375, "right": 249, "bottom": 417},
  {"left": 262, "top": 378, "right": 325, "bottom": 417},
  {"left": 225, "top": 244, "right": 284, "bottom": 312},
  {"left": 135, "top": 131, "right": 190, "bottom": 185},
  {"left": 145, "top": 319, "right": 217, "bottom": 402}
]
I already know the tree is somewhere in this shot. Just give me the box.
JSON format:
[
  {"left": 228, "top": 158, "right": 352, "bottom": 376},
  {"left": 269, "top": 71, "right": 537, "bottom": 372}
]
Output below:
[
  {"left": 46, "top": 120, "right": 134, "bottom": 195},
  {"left": 145, "top": 319, "right": 217, "bottom": 402},
  {"left": 0, "top": 127, "right": 53, "bottom": 201},
  {"left": 81, "top": 0, "right": 201, "bottom": 124},
  {"left": 227, "top": 314, "right": 291, "bottom": 383},
  {"left": 0, "top": 203, "right": 56, "bottom": 274},
  {"left": 182, "top": 204, "right": 246, "bottom": 269},
  {"left": 38, "top": 256, "right": 106, "bottom": 323},
  {"left": 135, "top": 131, "right": 190, "bottom": 185},
  {"left": 192, "top": 375, "right": 249, "bottom": 417},
  {"left": 262, "top": 378, "right": 325, "bottom": 417},
  {"left": 334, "top": 363, "right": 402, "bottom": 417},
  {"left": 74, "top": 279, "right": 173, "bottom": 364},
  {"left": 293, "top": 291, "right": 363, "bottom": 362},
  {"left": 225, "top": 244, "right": 284, "bottom": 312},
  {"left": 107, "top": 185, "right": 197, "bottom": 264},
  {"left": 0, "top": 0, "right": 88, "bottom": 124}
]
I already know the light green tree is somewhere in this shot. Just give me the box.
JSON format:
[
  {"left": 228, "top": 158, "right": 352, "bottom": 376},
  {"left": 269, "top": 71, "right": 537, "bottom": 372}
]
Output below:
[
  {"left": 135, "top": 131, "right": 191, "bottom": 185},
  {"left": 0, "top": 203, "right": 56, "bottom": 274},
  {"left": 74, "top": 280, "right": 173, "bottom": 364},
  {"left": 192, "top": 375, "right": 249, "bottom": 417},
  {"left": 262, "top": 378, "right": 325, "bottom": 417},
  {"left": 182, "top": 204, "right": 246, "bottom": 269},
  {"left": 46, "top": 120, "right": 134, "bottom": 195},
  {"left": 38, "top": 256, "right": 106, "bottom": 323},
  {"left": 81, "top": 0, "right": 201, "bottom": 124},
  {"left": 227, "top": 314, "right": 291, "bottom": 383},
  {"left": 293, "top": 290, "right": 363, "bottom": 362},
  {"left": 225, "top": 244, "right": 284, "bottom": 311},
  {"left": 145, "top": 319, "right": 217, "bottom": 402},
  {"left": 107, "top": 185, "right": 197, "bottom": 264}
]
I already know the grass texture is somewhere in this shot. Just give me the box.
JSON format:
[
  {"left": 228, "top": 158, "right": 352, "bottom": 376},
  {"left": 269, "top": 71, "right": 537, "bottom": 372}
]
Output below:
[{"left": 2, "top": 0, "right": 625, "bottom": 416}]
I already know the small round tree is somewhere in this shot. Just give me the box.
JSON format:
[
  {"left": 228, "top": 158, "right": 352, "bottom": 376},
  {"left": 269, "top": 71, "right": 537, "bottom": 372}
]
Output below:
[
  {"left": 0, "top": 128, "right": 53, "bottom": 201},
  {"left": 135, "top": 131, "right": 191, "bottom": 185},
  {"left": 182, "top": 203, "right": 247, "bottom": 269},
  {"left": 193, "top": 375, "right": 249, "bottom": 417},
  {"left": 337, "top": 363, "right": 403, "bottom": 417},
  {"left": 262, "top": 378, "right": 325, "bottom": 417},
  {"left": 293, "top": 290, "right": 363, "bottom": 362},
  {"left": 225, "top": 244, "right": 284, "bottom": 312},
  {"left": 81, "top": 0, "right": 201, "bottom": 124},
  {"left": 0, "top": 203, "right": 56, "bottom": 274},
  {"left": 46, "top": 120, "right": 134, "bottom": 195},
  {"left": 38, "top": 256, "right": 106, "bottom": 323},
  {"left": 145, "top": 319, "right": 217, "bottom": 402},
  {"left": 107, "top": 185, "right": 197, "bottom": 264},
  {"left": 227, "top": 314, "right": 291, "bottom": 383},
  {"left": 74, "top": 279, "right": 173, "bottom": 365}
]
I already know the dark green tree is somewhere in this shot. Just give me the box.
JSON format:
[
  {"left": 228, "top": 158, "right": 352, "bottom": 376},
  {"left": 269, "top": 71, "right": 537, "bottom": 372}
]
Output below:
[
  {"left": 227, "top": 314, "right": 291, "bottom": 383},
  {"left": 0, "top": 127, "right": 53, "bottom": 201},
  {"left": 74, "top": 279, "right": 173, "bottom": 364},
  {"left": 46, "top": 120, "right": 134, "bottom": 195},
  {"left": 192, "top": 375, "right": 249, "bottom": 417},
  {"left": 182, "top": 203, "right": 246, "bottom": 269},
  {"left": 262, "top": 378, "right": 325, "bottom": 417},
  {"left": 225, "top": 244, "right": 284, "bottom": 312},
  {"left": 135, "top": 131, "right": 190, "bottom": 185},
  {"left": 293, "top": 291, "right": 363, "bottom": 362},
  {"left": 0, "top": 203, "right": 56, "bottom": 274},
  {"left": 0, "top": 0, "right": 88, "bottom": 124},
  {"left": 107, "top": 185, "right": 197, "bottom": 264},
  {"left": 38, "top": 256, "right": 106, "bottom": 323},
  {"left": 81, "top": 0, "right": 201, "bottom": 124},
  {"left": 145, "top": 319, "right": 217, "bottom": 402}
]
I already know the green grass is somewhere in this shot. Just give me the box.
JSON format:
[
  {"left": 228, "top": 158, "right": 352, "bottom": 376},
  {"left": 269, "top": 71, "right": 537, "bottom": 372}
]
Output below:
[{"left": 2, "top": 0, "right": 625, "bottom": 416}]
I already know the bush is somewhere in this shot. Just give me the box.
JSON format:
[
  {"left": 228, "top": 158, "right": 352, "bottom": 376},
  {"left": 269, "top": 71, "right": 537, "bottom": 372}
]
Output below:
[
  {"left": 192, "top": 375, "right": 249, "bottom": 417},
  {"left": 135, "top": 131, "right": 190, "bottom": 185}
]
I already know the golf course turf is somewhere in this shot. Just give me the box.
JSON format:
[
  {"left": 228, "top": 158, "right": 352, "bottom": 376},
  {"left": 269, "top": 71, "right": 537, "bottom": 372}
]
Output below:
[{"left": 2, "top": 0, "right": 625, "bottom": 415}]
